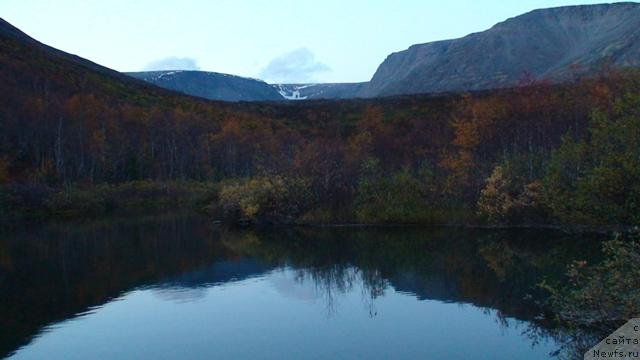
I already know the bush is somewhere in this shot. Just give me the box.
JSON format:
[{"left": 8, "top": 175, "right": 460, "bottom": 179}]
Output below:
[
  {"left": 477, "top": 164, "right": 546, "bottom": 225},
  {"left": 218, "top": 176, "right": 314, "bottom": 224}
]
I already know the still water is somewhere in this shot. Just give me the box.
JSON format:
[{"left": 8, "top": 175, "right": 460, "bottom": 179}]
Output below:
[{"left": 0, "top": 212, "right": 601, "bottom": 359}]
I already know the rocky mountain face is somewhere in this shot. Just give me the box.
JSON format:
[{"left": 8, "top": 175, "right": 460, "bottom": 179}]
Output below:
[
  {"left": 128, "top": 71, "right": 285, "bottom": 102},
  {"left": 359, "top": 2, "right": 640, "bottom": 97},
  {"left": 272, "top": 83, "right": 367, "bottom": 100}
]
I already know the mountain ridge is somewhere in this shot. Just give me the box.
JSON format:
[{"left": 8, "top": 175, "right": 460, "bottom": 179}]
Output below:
[
  {"left": 359, "top": 2, "right": 640, "bottom": 97},
  {"left": 3, "top": 2, "right": 640, "bottom": 102},
  {"left": 128, "top": 70, "right": 285, "bottom": 102}
]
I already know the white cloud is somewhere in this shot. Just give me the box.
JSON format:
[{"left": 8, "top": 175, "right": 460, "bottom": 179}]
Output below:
[
  {"left": 144, "top": 57, "right": 200, "bottom": 71},
  {"left": 259, "top": 48, "right": 330, "bottom": 84}
]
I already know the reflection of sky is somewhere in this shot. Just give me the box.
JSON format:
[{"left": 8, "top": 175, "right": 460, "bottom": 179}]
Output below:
[
  {"left": 269, "top": 269, "right": 319, "bottom": 303},
  {"left": 10, "top": 268, "right": 558, "bottom": 360}
]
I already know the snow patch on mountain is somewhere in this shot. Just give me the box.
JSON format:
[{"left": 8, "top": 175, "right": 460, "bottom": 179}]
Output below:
[
  {"left": 272, "top": 84, "right": 311, "bottom": 100},
  {"left": 272, "top": 82, "right": 366, "bottom": 100}
]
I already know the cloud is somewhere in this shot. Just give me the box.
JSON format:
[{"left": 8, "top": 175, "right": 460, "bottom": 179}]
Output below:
[
  {"left": 144, "top": 57, "right": 200, "bottom": 71},
  {"left": 259, "top": 48, "right": 330, "bottom": 84}
]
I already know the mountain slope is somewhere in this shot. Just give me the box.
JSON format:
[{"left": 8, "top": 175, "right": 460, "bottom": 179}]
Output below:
[
  {"left": 0, "top": 18, "right": 162, "bottom": 89},
  {"left": 0, "top": 17, "right": 221, "bottom": 106},
  {"left": 0, "top": 16, "right": 241, "bottom": 183},
  {"left": 360, "top": 2, "right": 640, "bottom": 97},
  {"left": 128, "top": 71, "right": 285, "bottom": 102}
]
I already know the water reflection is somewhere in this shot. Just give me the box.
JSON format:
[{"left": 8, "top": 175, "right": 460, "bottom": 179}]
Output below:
[{"left": 0, "top": 212, "right": 603, "bottom": 359}]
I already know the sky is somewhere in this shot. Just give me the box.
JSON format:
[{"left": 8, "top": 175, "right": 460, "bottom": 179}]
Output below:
[{"left": 0, "top": 0, "right": 622, "bottom": 83}]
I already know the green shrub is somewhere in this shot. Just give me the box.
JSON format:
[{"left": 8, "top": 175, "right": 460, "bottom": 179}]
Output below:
[
  {"left": 46, "top": 188, "right": 107, "bottom": 216},
  {"left": 355, "top": 159, "right": 440, "bottom": 224},
  {"left": 542, "top": 95, "right": 640, "bottom": 226},
  {"left": 298, "top": 206, "right": 357, "bottom": 225}
]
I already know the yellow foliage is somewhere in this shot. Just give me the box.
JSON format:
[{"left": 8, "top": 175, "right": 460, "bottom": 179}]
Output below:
[
  {"left": 218, "top": 176, "right": 313, "bottom": 222},
  {"left": 478, "top": 165, "right": 543, "bottom": 224}
]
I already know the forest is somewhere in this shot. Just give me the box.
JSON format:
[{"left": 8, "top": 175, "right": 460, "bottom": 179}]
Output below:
[{"left": 1, "top": 25, "right": 640, "bottom": 229}]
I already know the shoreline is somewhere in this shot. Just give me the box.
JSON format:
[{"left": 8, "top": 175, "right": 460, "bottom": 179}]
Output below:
[{"left": 223, "top": 218, "right": 631, "bottom": 235}]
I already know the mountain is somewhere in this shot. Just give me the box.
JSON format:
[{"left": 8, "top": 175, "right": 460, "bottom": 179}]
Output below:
[
  {"left": 360, "top": 2, "right": 640, "bottom": 97},
  {"left": 0, "top": 17, "right": 219, "bottom": 108},
  {"left": 0, "top": 18, "right": 155, "bottom": 87},
  {"left": 272, "top": 83, "right": 366, "bottom": 100},
  {"left": 128, "top": 71, "right": 285, "bottom": 102}
]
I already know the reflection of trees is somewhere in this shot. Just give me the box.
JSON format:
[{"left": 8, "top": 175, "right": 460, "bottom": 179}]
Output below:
[
  {"left": 295, "top": 266, "right": 357, "bottom": 316},
  {"left": 289, "top": 266, "right": 388, "bottom": 317},
  {"left": 478, "top": 241, "right": 515, "bottom": 281},
  {"left": 1, "top": 215, "right": 608, "bottom": 359},
  {"left": 222, "top": 226, "right": 605, "bottom": 358},
  {"left": 360, "top": 268, "right": 387, "bottom": 317},
  {"left": 223, "top": 230, "right": 393, "bottom": 317},
  {"left": 267, "top": 228, "right": 595, "bottom": 316},
  {"left": 523, "top": 322, "right": 605, "bottom": 360}
]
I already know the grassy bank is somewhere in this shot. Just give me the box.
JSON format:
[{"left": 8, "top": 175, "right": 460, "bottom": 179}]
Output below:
[{"left": 0, "top": 181, "right": 219, "bottom": 222}]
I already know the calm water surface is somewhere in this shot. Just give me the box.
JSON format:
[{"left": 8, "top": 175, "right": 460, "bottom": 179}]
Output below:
[{"left": 0, "top": 212, "right": 601, "bottom": 359}]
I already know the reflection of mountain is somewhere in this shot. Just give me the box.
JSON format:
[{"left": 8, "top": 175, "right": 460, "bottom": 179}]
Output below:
[
  {"left": 392, "top": 271, "right": 460, "bottom": 301},
  {"left": 153, "top": 259, "right": 273, "bottom": 290},
  {"left": 0, "top": 213, "right": 237, "bottom": 358},
  {"left": 149, "top": 259, "right": 274, "bottom": 303},
  {"left": 0, "top": 214, "right": 601, "bottom": 358}
]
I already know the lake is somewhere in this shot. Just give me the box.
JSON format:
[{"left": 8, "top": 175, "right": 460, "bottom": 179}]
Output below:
[{"left": 0, "top": 212, "right": 602, "bottom": 359}]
